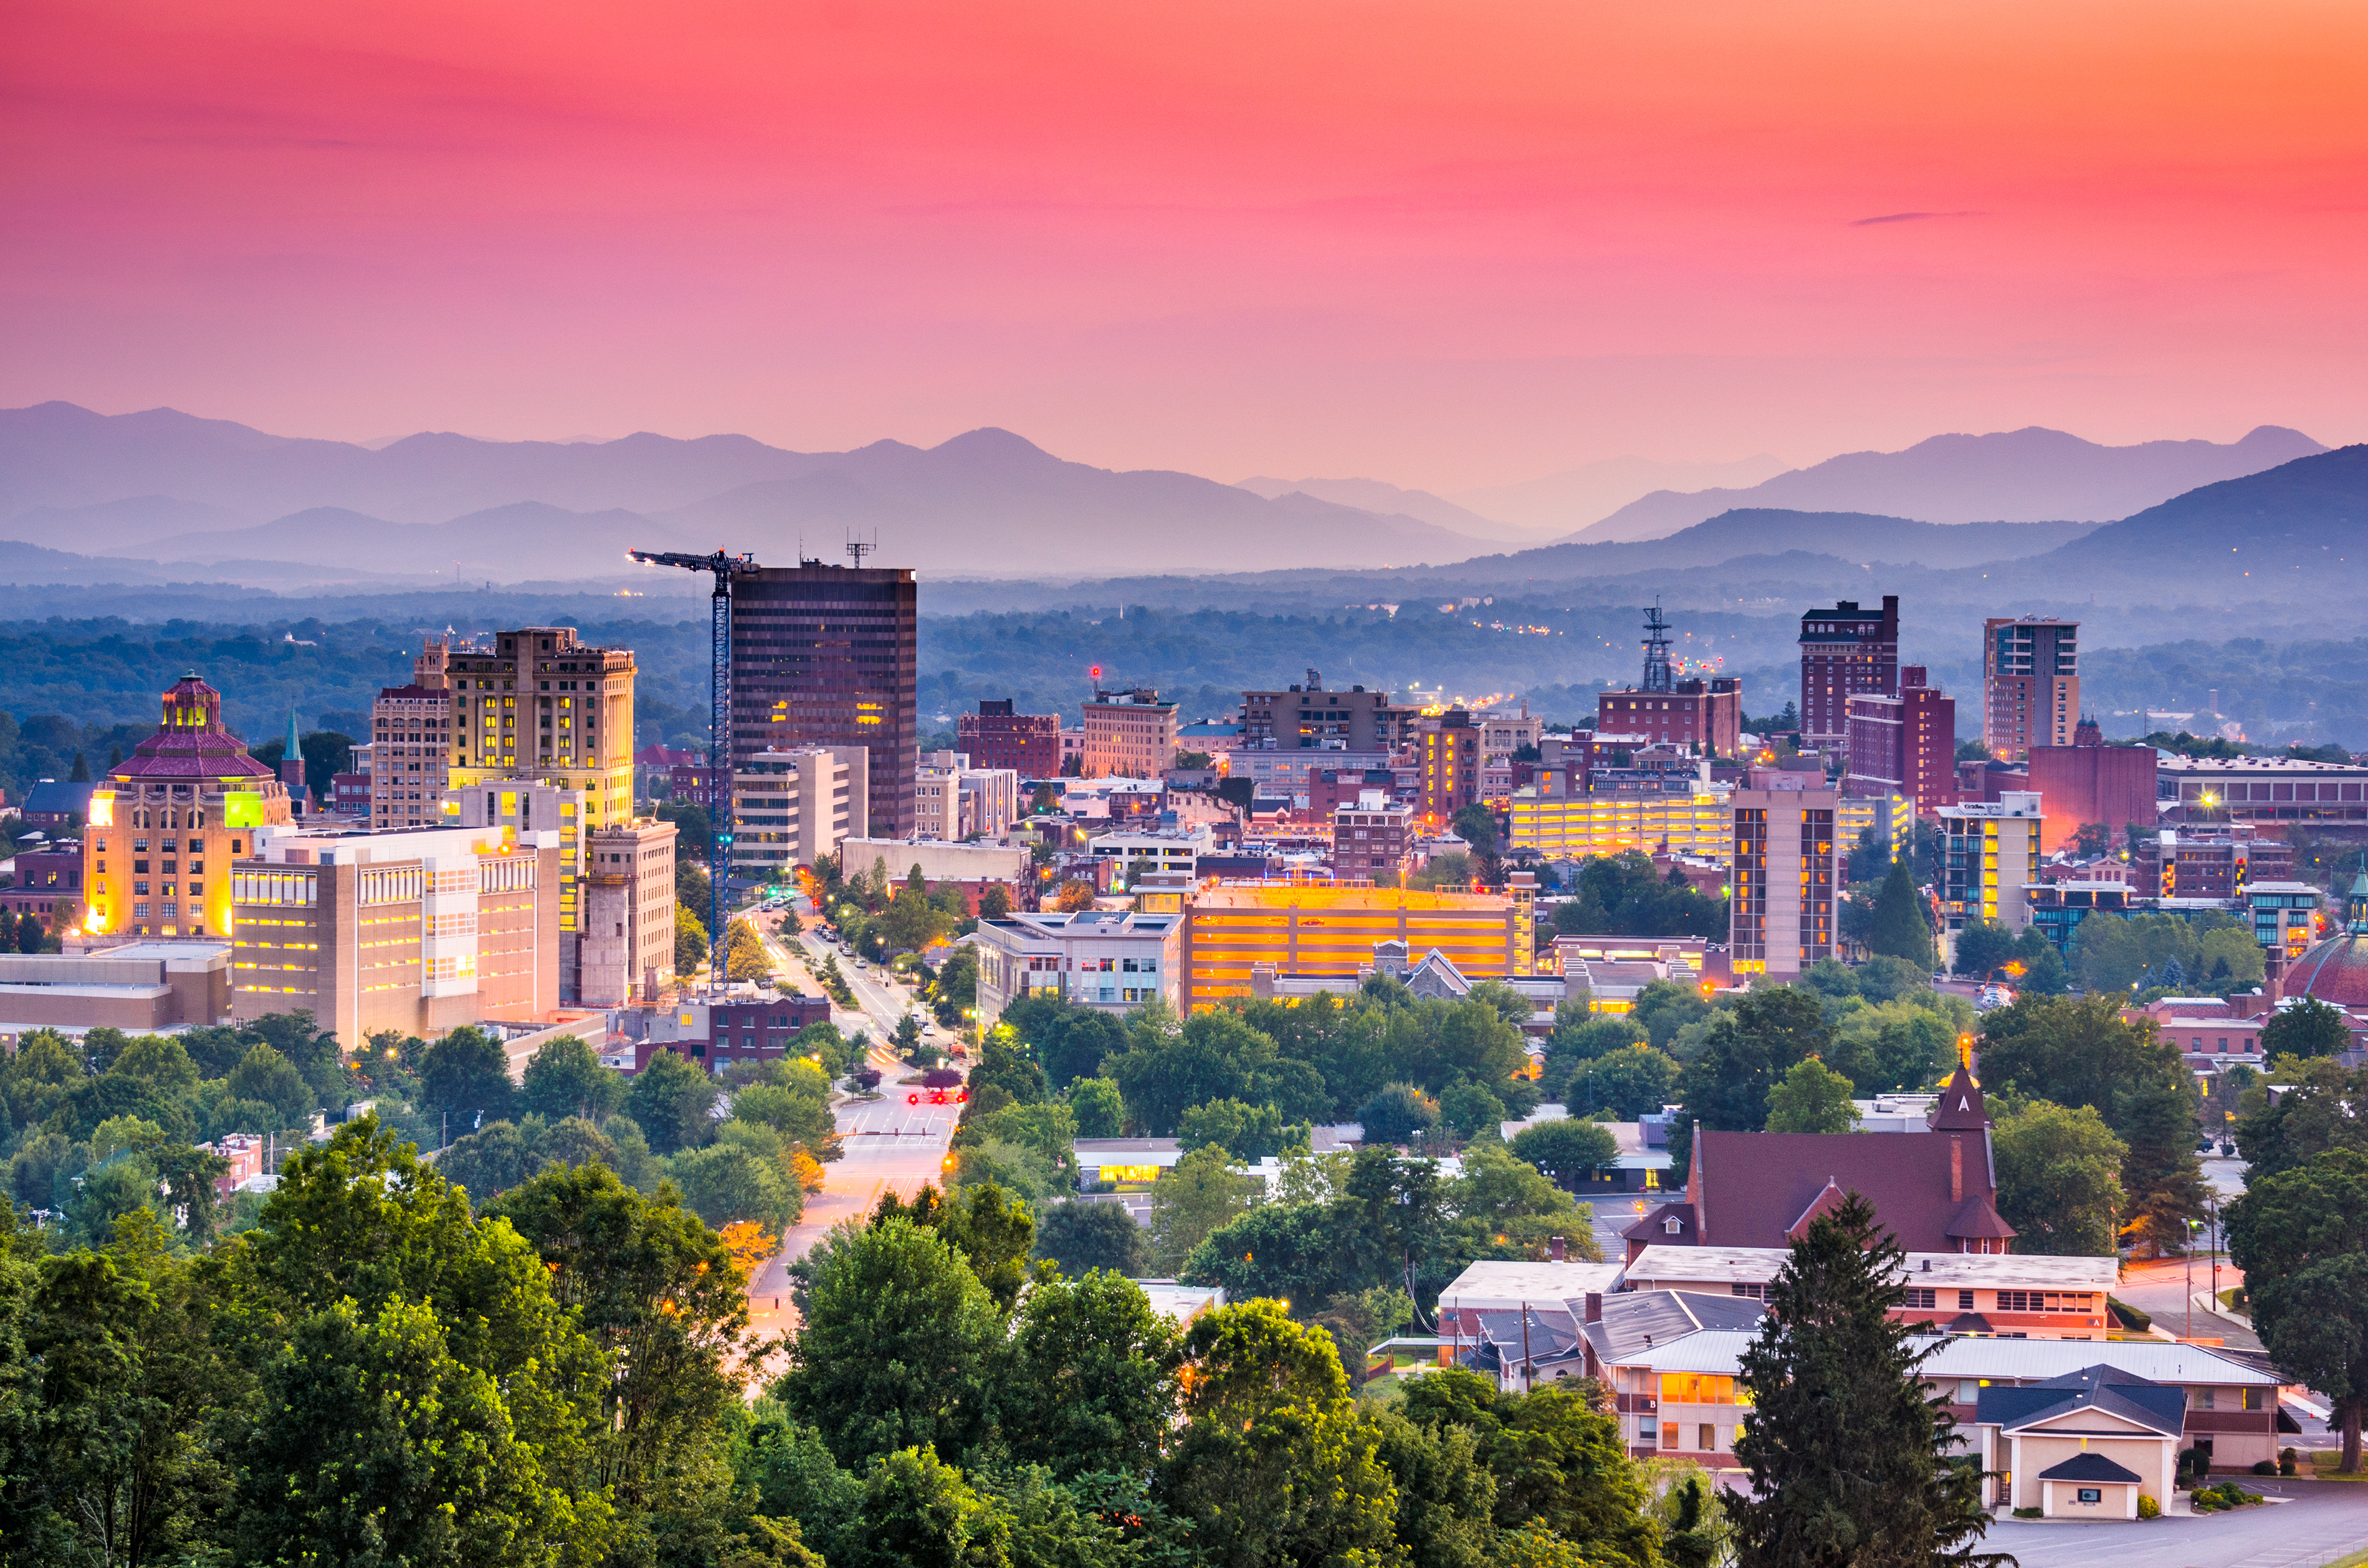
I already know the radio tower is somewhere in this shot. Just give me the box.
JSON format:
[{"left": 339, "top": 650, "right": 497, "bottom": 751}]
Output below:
[{"left": 1641, "top": 599, "right": 1675, "bottom": 693}]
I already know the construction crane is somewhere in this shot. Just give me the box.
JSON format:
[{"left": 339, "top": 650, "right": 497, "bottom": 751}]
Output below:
[{"left": 629, "top": 547, "right": 759, "bottom": 986}]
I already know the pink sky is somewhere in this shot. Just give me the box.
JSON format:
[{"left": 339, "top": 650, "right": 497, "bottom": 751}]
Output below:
[{"left": 5, "top": 0, "right": 2365, "bottom": 490}]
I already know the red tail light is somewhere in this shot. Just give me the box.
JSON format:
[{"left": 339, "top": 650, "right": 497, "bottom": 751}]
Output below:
[{"left": 907, "top": 1092, "right": 920, "bottom": 1105}]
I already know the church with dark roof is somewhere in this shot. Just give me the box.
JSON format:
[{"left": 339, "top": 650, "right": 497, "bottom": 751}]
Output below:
[{"left": 1623, "top": 1063, "right": 2016, "bottom": 1263}]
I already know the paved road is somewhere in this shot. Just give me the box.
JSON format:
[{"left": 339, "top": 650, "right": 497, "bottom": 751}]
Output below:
[
  {"left": 735, "top": 902, "right": 960, "bottom": 1373},
  {"left": 2118, "top": 1257, "right": 2260, "bottom": 1352},
  {"left": 1984, "top": 1481, "right": 2368, "bottom": 1568}
]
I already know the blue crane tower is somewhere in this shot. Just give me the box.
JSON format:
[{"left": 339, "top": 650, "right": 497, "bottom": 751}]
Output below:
[{"left": 628, "top": 547, "right": 759, "bottom": 986}]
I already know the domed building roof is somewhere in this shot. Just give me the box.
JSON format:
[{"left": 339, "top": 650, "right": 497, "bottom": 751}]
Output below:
[{"left": 2284, "top": 866, "right": 2368, "bottom": 1008}]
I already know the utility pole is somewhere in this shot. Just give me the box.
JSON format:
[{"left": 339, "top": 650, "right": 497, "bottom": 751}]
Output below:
[{"left": 628, "top": 547, "right": 760, "bottom": 986}]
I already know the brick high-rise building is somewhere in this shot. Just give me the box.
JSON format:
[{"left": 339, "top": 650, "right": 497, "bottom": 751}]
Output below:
[
  {"left": 1844, "top": 665, "right": 1957, "bottom": 814},
  {"left": 1982, "top": 615, "right": 2079, "bottom": 761},
  {"left": 1241, "top": 672, "right": 1420, "bottom": 754},
  {"left": 421, "top": 627, "right": 638, "bottom": 1000},
  {"left": 370, "top": 685, "right": 452, "bottom": 829},
  {"left": 959, "top": 699, "right": 1061, "bottom": 777},
  {"left": 1595, "top": 681, "right": 1743, "bottom": 756},
  {"left": 730, "top": 561, "right": 919, "bottom": 840},
  {"left": 1419, "top": 710, "right": 1482, "bottom": 828},
  {"left": 1595, "top": 604, "right": 1744, "bottom": 756},
  {"left": 1729, "top": 786, "right": 1840, "bottom": 979},
  {"left": 1798, "top": 596, "right": 1899, "bottom": 746}
]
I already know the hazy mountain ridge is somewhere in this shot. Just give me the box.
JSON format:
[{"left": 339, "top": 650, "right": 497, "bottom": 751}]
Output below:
[
  {"left": 1453, "top": 454, "right": 1793, "bottom": 536},
  {"left": 1233, "top": 474, "right": 1515, "bottom": 538},
  {"left": 1568, "top": 425, "right": 2327, "bottom": 543},
  {"left": 0, "top": 404, "right": 1491, "bottom": 576}
]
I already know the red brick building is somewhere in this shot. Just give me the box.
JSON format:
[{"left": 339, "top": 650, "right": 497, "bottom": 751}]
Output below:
[
  {"left": 960, "top": 698, "right": 1062, "bottom": 777},
  {"left": 1798, "top": 595, "right": 1899, "bottom": 746},
  {"left": 1844, "top": 665, "right": 1957, "bottom": 814},
  {"left": 2025, "top": 721, "right": 2157, "bottom": 854},
  {"left": 1593, "top": 679, "right": 1743, "bottom": 757},
  {"left": 1419, "top": 710, "right": 1482, "bottom": 827}
]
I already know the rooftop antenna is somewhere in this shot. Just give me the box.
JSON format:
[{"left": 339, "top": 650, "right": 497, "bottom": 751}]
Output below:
[
  {"left": 845, "top": 531, "right": 878, "bottom": 568},
  {"left": 1641, "top": 599, "right": 1675, "bottom": 693}
]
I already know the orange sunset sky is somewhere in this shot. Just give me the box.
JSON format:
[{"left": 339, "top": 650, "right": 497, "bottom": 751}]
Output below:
[{"left": 5, "top": 0, "right": 2365, "bottom": 489}]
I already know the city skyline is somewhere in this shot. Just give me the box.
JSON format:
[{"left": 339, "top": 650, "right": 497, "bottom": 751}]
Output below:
[{"left": 6, "top": 1, "right": 2366, "bottom": 495}]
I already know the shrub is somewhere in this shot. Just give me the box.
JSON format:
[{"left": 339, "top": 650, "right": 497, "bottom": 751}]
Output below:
[
  {"left": 2252, "top": 1460, "right": 2278, "bottom": 1475},
  {"left": 2280, "top": 1447, "right": 2298, "bottom": 1477},
  {"left": 2108, "top": 1296, "right": 2152, "bottom": 1332},
  {"left": 2136, "top": 1494, "right": 2159, "bottom": 1520},
  {"left": 2011, "top": 1506, "right": 2043, "bottom": 1519}
]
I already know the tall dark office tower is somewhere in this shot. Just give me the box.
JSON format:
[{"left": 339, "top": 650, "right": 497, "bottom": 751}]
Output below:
[
  {"left": 730, "top": 559, "right": 919, "bottom": 840},
  {"left": 1797, "top": 594, "right": 1899, "bottom": 746}
]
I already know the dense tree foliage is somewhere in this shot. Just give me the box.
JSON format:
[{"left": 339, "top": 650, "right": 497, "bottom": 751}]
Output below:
[
  {"left": 1989, "top": 1098, "right": 2127, "bottom": 1257},
  {"left": 1978, "top": 994, "right": 2208, "bottom": 1252},
  {"left": 2229, "top": 1148, "right": 2368, "bottom": 1473}
]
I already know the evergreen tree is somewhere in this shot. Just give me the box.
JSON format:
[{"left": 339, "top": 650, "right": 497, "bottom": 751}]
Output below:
[
  {"left": 1731, "top": 1191, "right": 2003, "bottom": 1568},
  {"left": 68, "top": 751, "right": 89, "bottom": 782},
  {"left": 1866, "top": 859, "right": 1934, "bottom": 969}
]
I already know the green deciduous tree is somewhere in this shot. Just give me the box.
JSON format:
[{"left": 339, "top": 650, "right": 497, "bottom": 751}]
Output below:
[
  {"left": 1990, "top": 1099, "right": 2126, "bottom": 1257},
  {"left": 1033, "top": 1200, "right": 1149, "bottom": 1278},
  {"left": 1730, "top": 1191, "right": 2003, "bottom": 1568},
  {"left": 490, "top": 1162, "right": 752, "bottom": 1514},
  {"left": 999, "top": 1268, "right": 1180, "bottom": 1478},
  {"left": 520, "top": 1033, "right": 625, "bottom": 1124},
  {"left": 1064, "top": 1076, "right": 1125, "bottom": 1138},
  {"left": 624, "top": 1047, "right": 719, "bottom": 1156},
  {"left": 1510, "top": 1118, "right": 1617, "bottom": 1188},
  {"left": 2263, "top": 997, "right": 2354, "bottom": 1061},
  {"left": 1358, "top": 1081, "right": 1441, "bottom": 1146},
  {"left": 2236, "top": 1059, "right": 2368, "bottom": 1181},
  {"left": 418, "top": 1025, "right": 517, "bottom": 1127},
  {"left": 775, "top": 1217, "right": 1003, "bottom": 1469},
  {"left": 2228, "top": 1148, "right": 2368, "bottom": 1473},
  {"left": 1147, "top": 1144, "right": 1256, "bottom": 1274},
  {"left": 1399, "top": 1366, "right": 1659, "bottom": 1567},
  {"left": 1680, "top": 985, "right": 1832, "bottom": 1134},
  {"left": 1159, "top": 1301, "right": 1401, "bottom": 1568},
  {"left": 1762, "top": 1058, "right": 1860, "bottom": 1134}
]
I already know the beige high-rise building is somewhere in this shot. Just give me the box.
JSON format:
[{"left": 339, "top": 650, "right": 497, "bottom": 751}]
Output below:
[
  {"left": 228, "top": 820, "right": 563, "bottom": 1039},
  {"left": 369, "top": 683, "right": 453, "bottom": 829},
  {"left": 581, "top": 819, "right": 679, "bottom": 1005},
  {"left": 730, "top": 747, "right": 869, "bottom": 885},
  {"left": 413, "top": 627, "right": 637, "bottom": 1000},
  {"left": 1082, "top": 689, "right": 1179, "bottom": 779}
]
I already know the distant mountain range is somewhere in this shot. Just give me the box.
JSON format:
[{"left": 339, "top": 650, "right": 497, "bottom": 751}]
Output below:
[
  {"left": 1231, "top": 475, "right": 1513, "bottom": 539},
  {"left": 1568, "top": 425, "right": 2326, "bottom": 543},
  {"left": 1452, "top": 454, "right": 1794, "bottom": 535},
  {"left": 0, "top": 402, "right": 2352, "bottom": 593},
  {"left": 0, "top": 404, "right": 1493, "bottom": 577},
  {"left": 1446, "top": 510, "right": 2104, "bottom": 580}
]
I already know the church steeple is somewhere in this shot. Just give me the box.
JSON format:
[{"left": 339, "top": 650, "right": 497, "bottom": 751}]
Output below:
[
  {"left": 1929, "top": 1062, "right": 1990, "bottom": 1131},
  {"left": 2346, "top": 853, "right": 2368, "bottom": 936}
]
